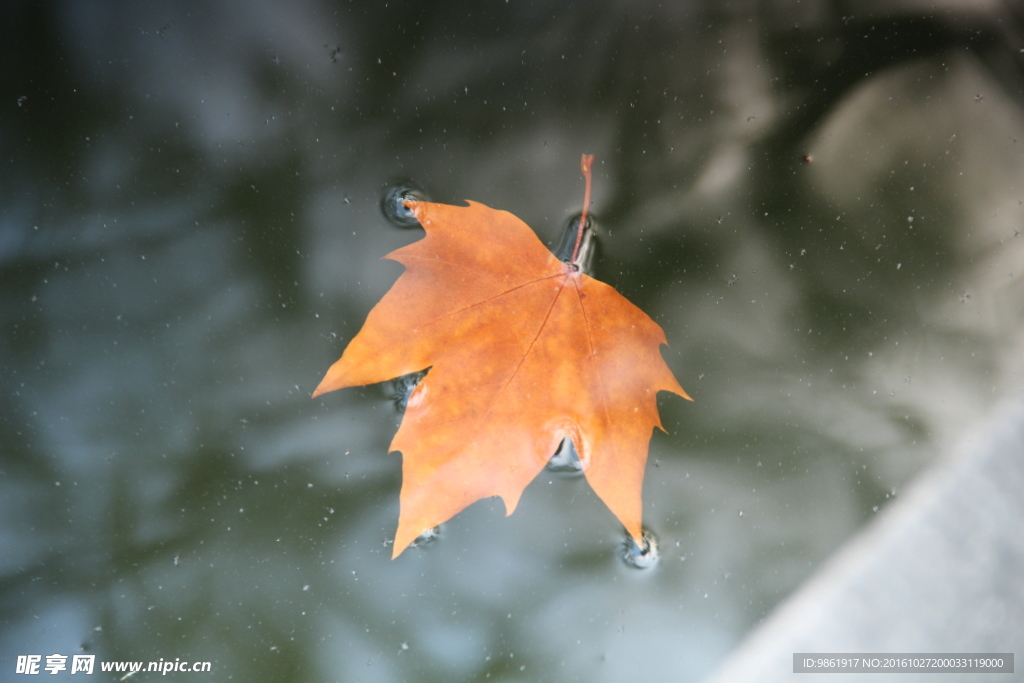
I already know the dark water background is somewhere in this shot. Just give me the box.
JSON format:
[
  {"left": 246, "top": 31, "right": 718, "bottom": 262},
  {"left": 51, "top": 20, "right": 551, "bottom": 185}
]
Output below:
[{"left": 3, "top": 1, "right": 1024, "bottom": 681}]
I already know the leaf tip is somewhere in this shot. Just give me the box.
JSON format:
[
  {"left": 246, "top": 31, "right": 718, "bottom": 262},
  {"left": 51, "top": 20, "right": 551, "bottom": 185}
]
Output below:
[
  {"left": 501, "top": 493, "right": 521, "bottom": 517},
  {"left": 391, "top": 526, "right": 416, "bottom": 560},
  {"left": 624, "top": 520, "right": 644, "bottom": 547},
  {"left": 311, "top": 373, "right": 339, "bottom": 399}
]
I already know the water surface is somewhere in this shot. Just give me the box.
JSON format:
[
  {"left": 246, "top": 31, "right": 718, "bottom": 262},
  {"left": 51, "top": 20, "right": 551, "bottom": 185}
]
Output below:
[{"left": 3, "top": 2, "right": 1023, "bottom": 681}]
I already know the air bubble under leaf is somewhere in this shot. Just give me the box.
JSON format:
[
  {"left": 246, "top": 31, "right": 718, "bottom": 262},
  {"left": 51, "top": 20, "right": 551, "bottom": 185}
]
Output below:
[
  {"left": 410, "top": 525, "right": 441, "bottom": 549},
  {"left": 546, "top": 437, "right": 584, "bottom": 475},
  {"left": 621, "top": 527, "right": 659, "bottom": 570},
  {"left": 383, "top": 369, "right": 428, "bottom": 412},
  {"left": 381, "top": 182, "right": 430, "bottom": 228},
  {"left": 552, "top": 212, "right": 598, "bottom": 276}
]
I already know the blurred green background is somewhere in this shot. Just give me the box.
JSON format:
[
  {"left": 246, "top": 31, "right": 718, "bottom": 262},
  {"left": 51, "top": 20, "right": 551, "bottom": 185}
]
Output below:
[{"left": 2, "top": 1, "right": 1023, "bottom": 681}]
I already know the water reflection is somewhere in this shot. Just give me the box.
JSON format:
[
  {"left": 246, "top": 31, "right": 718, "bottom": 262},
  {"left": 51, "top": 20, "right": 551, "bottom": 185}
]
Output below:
[
  {"left": 380, "top": 183, "right": 430, "bottom": 229},
  {"left": 546, "top": 437, "right": 584, "bottom": 475},
  {"left": 2, "top": 1, "right": 1023, "bottom": 681},
  {"left": 621, "top": 528, "right": 660, "bottom": 570}
]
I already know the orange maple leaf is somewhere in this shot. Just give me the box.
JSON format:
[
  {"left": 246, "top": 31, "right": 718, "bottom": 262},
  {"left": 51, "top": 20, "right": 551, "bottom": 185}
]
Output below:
[{"left": 314, "top": 159, "right": 691, "bottom": 558}]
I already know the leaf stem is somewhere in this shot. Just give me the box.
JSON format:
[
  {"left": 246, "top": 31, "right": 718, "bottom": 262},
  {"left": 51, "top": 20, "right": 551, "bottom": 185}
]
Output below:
[{"left": 570, "top": 154, "right": 595, "bottom": 268}]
